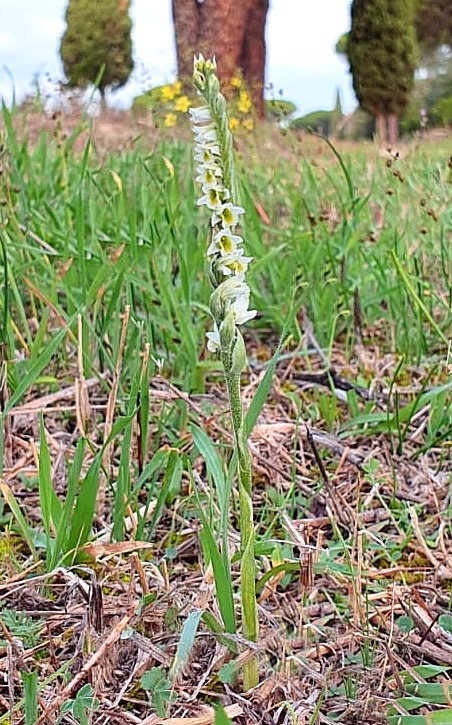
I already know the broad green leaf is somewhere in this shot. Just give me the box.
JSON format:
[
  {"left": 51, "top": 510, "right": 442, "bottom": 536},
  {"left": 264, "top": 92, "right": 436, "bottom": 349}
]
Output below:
[
  {"left": 406, "top": 683, "right": 452, "bottom": 705},
  {"left": 387, "top": 711, "right": 452, "bottom": 724}
]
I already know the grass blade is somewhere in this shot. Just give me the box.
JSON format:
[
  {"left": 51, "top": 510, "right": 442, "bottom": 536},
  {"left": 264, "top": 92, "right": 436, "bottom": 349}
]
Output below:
[
  {"left": 0, "top": 481, "right": 37, "bottom": 559},
  {"left": 169, "top": 609, "right": 203, "bottom": 682}
]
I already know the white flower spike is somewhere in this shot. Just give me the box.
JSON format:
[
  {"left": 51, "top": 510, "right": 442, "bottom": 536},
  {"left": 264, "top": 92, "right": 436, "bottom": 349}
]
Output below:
[{"left": 190, "top": 55, "right": 255, "bottom": 359}]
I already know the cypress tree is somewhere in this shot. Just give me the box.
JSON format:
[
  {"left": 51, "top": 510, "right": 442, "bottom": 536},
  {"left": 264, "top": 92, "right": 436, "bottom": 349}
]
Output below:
[
  {"left": 348, "top": 0, "right": 417, "bottom": 144},
  {"left": 60, "top": 0, "right": 134, "bottom": 107}
]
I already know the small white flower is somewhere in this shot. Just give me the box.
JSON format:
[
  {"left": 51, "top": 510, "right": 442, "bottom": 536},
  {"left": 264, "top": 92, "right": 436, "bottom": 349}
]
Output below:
[
  {"left": 201, "top": 180, "right": 226, "bottom": 197},
  {"left": 207, "top": 229, "right": 243, "bottom": 256},
  {"left": 195, "top": 146, "right": 221, "bottom": 164},
  {"left": 216, "top": 251, "right": 253, "bottom": 277},
  {"left": 217, "top": 276, "right": 250, "bottom": 304},
  {"left": 197, "top": 186, "right": 228, "bottom": 210},
  {"left": 212, "top": 203, "right": 245, "bottom": 228},
  {"left": 206, "top": 323, "right": 221, "bottom": 352},
  {"left": 214, "top": 278, "right": 256, "bottom": 325},
  {"left": 195, "top": 158, "right": 222, "bottom": 178},
  {"left": 193, "top": 127, "right": 219, "bottom": 144},
  {"left": 231, "top": 294, "right": 257, "bottom": 325},
  {"left": 189, "top": 106, "right": 212, "bottom": 123},
  {"left": 195, "top": 163, "right": 222, "bottom": 184},
  {"left": 196, "top": 166, "right": 222, "bottom": 187}
]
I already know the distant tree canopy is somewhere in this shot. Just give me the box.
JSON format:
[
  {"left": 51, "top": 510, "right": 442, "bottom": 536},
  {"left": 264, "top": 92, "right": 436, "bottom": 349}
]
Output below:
[
  {"left": 338, "top": 1, "right": 452, "bottom": 61},
  {"left": 348, "top": 0, "right": 417, "bottom": 143},
  {"left": 60, "top": 0, "right": 133, "bottom": 105},
  {"left": 415, "top": 0, "right": 452, "bottom": 53},
  {"left": 171, "top": 0, "right": 269, "bottom": 118}
]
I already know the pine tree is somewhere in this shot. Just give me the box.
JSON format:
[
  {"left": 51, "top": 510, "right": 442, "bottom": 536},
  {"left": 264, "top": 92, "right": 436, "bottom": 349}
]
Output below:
[
  {"left": 60, "top": 0, "right": 134, "bottom": 108},
  {"left": 348, "top": 0, "right": 417, "bottom": 144}
]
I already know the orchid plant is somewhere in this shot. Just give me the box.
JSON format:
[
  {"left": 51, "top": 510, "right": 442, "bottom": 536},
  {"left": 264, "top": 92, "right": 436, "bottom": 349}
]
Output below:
[{"left": 190, "top": 55, "right": 258, "bottom": 691}]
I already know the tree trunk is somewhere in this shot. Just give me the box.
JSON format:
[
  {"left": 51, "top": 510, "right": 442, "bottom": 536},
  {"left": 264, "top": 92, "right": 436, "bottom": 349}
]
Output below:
[
  {"left": 387, "top": 113, "right": 399, "bottom": 147},
  {"left": 171, "top": 0, "right": 200, "bottom": 86},
  {"left": 240, "top": 0, "right": 268, "bottom": 118},
  {"left": 375, "top": 113, "right": 387, "bottom": 145},
  {"left": 171, "top": 0, "right": 269, "bottom": 118}
]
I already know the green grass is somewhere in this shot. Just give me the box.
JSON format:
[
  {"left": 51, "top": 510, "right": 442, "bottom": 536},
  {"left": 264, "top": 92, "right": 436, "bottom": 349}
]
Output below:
[{"left": 0, "top": 106, "right": 451, "bottom": 723}]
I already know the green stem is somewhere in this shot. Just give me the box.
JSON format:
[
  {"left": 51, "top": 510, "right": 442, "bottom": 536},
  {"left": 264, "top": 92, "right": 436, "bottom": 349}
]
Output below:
[{"left": 224, "top": 366, "right": 259, "bottom": 690}]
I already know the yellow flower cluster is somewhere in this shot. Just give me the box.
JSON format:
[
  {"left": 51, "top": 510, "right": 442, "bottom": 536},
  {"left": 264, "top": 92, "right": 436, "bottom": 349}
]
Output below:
[
  {"left": 157, "top": 81, "right": 191, "bottom": 127},
  {"left": 139, "top": 72, "right": 254, "bottom": 132},
  {"left": 227, "top": 73, "right": 254, "bottom": 133}
]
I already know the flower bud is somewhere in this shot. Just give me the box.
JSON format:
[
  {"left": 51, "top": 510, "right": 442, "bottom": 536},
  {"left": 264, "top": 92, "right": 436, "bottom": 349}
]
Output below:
[
  {"left": 213, "top": 93, "right": 227, "bottom": 119},
  {"left": 193, "top": 71, "right": 206, "bottom": 92},
  {"left": 209, "top": 286, "right": 224, "bottom": 323},
  {"left": 230, "top": 329, "right": 247, "bottom": 375},
  {"left": 207, "top": 74, "right": 221, "bottom": 99},
  {"left": 219, "top": 308, "right": 236, "bottom": 353}
]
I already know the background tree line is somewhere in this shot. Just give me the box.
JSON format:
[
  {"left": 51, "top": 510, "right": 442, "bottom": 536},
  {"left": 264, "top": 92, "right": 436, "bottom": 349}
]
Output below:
[{"left": 60, "top": 0, "right": 452, "bottom": 141}]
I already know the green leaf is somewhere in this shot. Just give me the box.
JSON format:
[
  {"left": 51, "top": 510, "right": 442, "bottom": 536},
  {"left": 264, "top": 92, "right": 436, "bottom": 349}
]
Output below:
[
  {"left": 198, "top": 522, "right": 236, "bottom": 635},
  {"left": 214, "top": 703, "right": 234, "bottom": 725},
  {"left": 1, "top": 315, "right": 78, "bottom": 417},
  {"left": 397, "top": 615, "right": 415, "bottom": 633},
  {"left": 54, "top": 437, "right": 85, "bottom": 563},
  {"left": 218, "top": 661, "right": 238, "bottom": 685},
  {"left": 387, "top": 712, "right": 452, "bottom": 724},
  {"left": 244, "top": 305, "right": 295, "bottom": 437},
  {"left": 391, "top": 251, "right": 449, "bottom": 346},
  {"left": 0, "top": 482, "right": 37, "bottom": 559},
  {"left": 439, "top": 615, "right": 452, "bottom": 634},
  {"left": 405, "top": 682, "right": 452, "bottom": 705},
  {"left": 400, "top": 665, "right": 450, "bottom": 683},
  {"left": 140, "top": 667, "right": 175, "bottom": 718},
  {"left": 191, "top": 424, "right": 228, "bottom": 516},
  {"left": 169, "top": 609, "right": 203, "bottom": 682},
  {"left": 21, "top": 669, "right": 38, "bottom": 725},
  {"left": 148, "top": 449, "right": 182, "bottom": 539},
  {"left": 38, "top": 415, "right": 62, "bottom": 568},
  {"left": 65, "top": 454, "right": 100, "bottom": 557}
]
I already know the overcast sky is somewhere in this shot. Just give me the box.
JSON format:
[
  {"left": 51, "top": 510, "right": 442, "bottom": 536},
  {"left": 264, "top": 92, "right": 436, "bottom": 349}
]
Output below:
[{"left": 0, "top": 1, "right": 356, "bottom": 116}]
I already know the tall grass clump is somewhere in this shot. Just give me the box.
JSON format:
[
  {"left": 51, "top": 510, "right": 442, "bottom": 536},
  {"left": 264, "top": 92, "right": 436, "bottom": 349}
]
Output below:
[{"left": 189, "top": 55, "right": 258, "bottom": 690}]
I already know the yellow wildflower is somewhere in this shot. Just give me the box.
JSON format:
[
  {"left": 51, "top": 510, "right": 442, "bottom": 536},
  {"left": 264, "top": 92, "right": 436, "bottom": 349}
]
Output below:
[
  {"left": 175, "top": 95, "right": 191, "bottom": 113},
  {"left": 164, "top": 112, "right": 177, "bottom": 127},
  {"left": 242, "top": 117, "right": 254, "bottom": 132},
  {"left": 228, "top": 116, "right": 239, "bottom": 132},
  {"left": 161, "top": 84, "right": 175, "bottom": 102},
  {"left": 173, "top": 80, "right": 182, "bottom": 94},
  {"left": 238, "top": 90, "right": 252, "bottom": 114},
  {"left": 230, "top": 75, "right": 242, "bottom": 89}
]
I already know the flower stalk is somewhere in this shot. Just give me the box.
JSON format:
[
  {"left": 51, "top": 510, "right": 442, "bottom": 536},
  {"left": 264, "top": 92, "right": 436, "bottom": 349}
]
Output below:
[{"left": 190, "top": 55, "right": 258, "bottom": 691}]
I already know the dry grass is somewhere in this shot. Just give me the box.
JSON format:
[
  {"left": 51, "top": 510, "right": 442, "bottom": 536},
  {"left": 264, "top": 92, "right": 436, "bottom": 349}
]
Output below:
[
  {"left": 1, "top": 342, "right": 451, "bottom": 724},
  {"left": 0, "top": 109, "right": 451, "bottom": 724}
]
